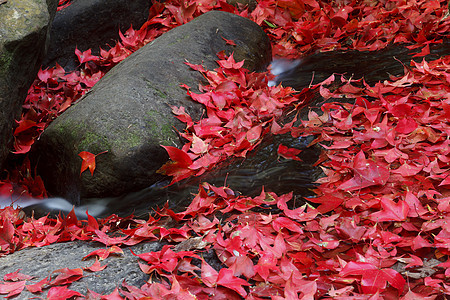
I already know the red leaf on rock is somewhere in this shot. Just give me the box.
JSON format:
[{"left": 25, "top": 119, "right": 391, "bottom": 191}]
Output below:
[
  {"left": 79, "top": 150, "right": 108, "bottom": 176},
  {"left": 47, "top": 285, "right": 83, "bottom": 300},
  {"left": 92, "top": 229, "right": 126, "bottom": 246},
  {"left": 217, "top": 54, "right": 244, "bottom": 69},
  {"left": 26, "top": 277, "right": 50, "bottom": 293},
  {"left": 222, "top": 36, "right": 237, "bottom": 46},
  {"left": 157, "top": 145, "right": 195, "bottom": 184},
  {"left": 84, "top": 258, "right": 107, "bottom": 272},
  {"left": 0, "top": 281, "right": 25, "bottom": 298},
  {"left": 171, "top": 105, "right": 193, "bottom": 128},
  {"left": 8, "top": 2, "right": 450, "bottom": 298},
  {"left": 3, "top": 270, "right": 33, "bottom": 282},
  {"left": 83, "top": 245, "right": 123, "bottom": 260},
  {"left": 161, "top": 145, "right": 192, "bottom": 167},
  {"left": 50, "top": 268, "right": 83, "bottom": 286},
  {"left": 277, "top": 144, "right": 302, "bottom": 161},
  {"left": 86, "top": 211, "right": 99, "bottom": 231},
  {"left": 75, "top": 48, "right": 99, "bottom": 65}
]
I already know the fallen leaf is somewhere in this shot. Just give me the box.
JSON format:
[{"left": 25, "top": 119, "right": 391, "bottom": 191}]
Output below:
[{"left": 79, "top": 150, "right": 108, "bottom": 176}]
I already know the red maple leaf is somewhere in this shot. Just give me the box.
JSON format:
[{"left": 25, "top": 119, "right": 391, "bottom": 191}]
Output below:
[
  {"left": 221, "top": 36, "right": 237, "bottom": 46},
  {"left": 277, "top": 144, "right": 302, "bottom": 161},
  {"left": 369, "top": 197, "right": 408, "bottom": 222},
  {"left": 0, "top": 281, "right": 26, "bottom": 298},
  {"left": 157, "top": 145, "right": 195, "bottom": 184},
  {"left": 78, "top": 150, "right": 108, "bottom": 176},
  {"left": 216, "top": 268, "right": 250, "bottom": 297},
  {"left": 340, "top": 261, "right": 405, "bottom": 294},
  {"left": 82, "top": 245, "right": 124, "bottom": 260},
  {"left": 3, "top": 270, "right": 33, "bottom": 282},
  {"left": 26, "top": 277, "right": 50, "bottom": 293},
  {"left": 84, "top": 258, "right": 107, "bottom": 272},
  {"left": 75, "top": 48, "right": 99, "bottom": 65},
  {"left": 47, "top": 286, "right": 83, "bottom": 300},
  {"left": 49, "top": 268, "right": 83, "bottom": 286},
  {"left": 338, "top": 151, "right": 390, "bottom": 191}
]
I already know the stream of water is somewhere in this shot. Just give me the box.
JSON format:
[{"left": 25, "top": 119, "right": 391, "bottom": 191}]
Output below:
[
  {"left": 4, "top": 132, "right": 320, "bottom": 219},
  {"left": 79, "top": 133, "right": 321, "bottom": 218}
]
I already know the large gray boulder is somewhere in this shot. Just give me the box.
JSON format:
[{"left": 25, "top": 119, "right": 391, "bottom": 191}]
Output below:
[
  {"left": 0, "top": 0, "right": 58, "bottom": 171},
  {"left": 0, "top": 236, "right": 223, "bottom": 298},
  {"left": 33, "top": 10, "right": 271, "bottom": 204},
  {"left": 0, "top": 240, "right": 159, "bottom": 298},
  {"left": 42, "top": 0, "right": 152, "bottom": 71}
]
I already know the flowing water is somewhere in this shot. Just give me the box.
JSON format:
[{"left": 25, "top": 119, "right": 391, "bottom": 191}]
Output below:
[
  {"left": 4, "top": 132, "right": 320, "bottom": 219},
  {"left": 80, "top": 133, "right": 321, "bottom": 218}
]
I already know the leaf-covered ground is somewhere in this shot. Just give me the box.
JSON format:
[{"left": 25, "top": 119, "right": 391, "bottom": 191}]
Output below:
[{"left": 1, "top": 0, "right": 450, "bottom": 298}]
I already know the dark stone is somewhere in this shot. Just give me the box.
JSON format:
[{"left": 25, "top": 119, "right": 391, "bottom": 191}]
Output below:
[
  {"left": 227, "top": 0, "right": 258, "bottom": 11},
  {"left": 33, "top": 10, "right": 271, "bottom": 204},
  {"left": 0, "top": 0, "right": 58, "bottom": 171},
  {"left": 42, "top": 0, "right": 152, "bottom": 71},
  {"left": 0, "top": 231, "right": 227, "bottom": 298},
  {"left": 0, "top": 240, "right": 160, "bottom": 297},
  {"left": 275, "top": 39, "right": 450, "bottom": 90}
]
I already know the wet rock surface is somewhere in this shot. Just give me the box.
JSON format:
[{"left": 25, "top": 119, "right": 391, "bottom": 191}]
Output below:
[
  {"left": 42, "top": 0, "right": 152, "bottom": 71},
  {"left": 275, "top": 39, "right": 450, "bottom": 90},
  {"left": 0, "top": 238, "right": 226, "bottom": 298}
]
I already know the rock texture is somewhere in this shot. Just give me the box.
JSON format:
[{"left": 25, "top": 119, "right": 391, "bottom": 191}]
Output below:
[
  {"left": 227, "top": 0, "right": 258, "bottom": 11},
  {"left": 275, "top": 39, "right": 450, "bottom": 90},
  {"left": 42, "top": 0, "right": 152, "bottom": 71},
  {"left": 0, "top": 238, "right": 224, "bottom": 298},
  {"left": 0, "top": 240, "right": 158, "bottom": 298},
  {"left": 33, "top": 10, "right": 271, "bottom": 203},
  {"left": 0, "top": 0, "right": 58, "bottom": 171}
]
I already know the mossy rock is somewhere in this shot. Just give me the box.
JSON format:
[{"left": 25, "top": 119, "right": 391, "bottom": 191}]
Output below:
[
  {"left": 0, "top": 0, "right": 58, "bottom": 170},
  {"left": 33, "top": 10, "right": 271, "bottom": 203}
]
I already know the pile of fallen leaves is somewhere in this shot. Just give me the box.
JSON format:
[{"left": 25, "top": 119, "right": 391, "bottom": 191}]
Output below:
[
  {"left": 1, "top": 0, "right": 450, "bottom": 298},
  {"left": 157, "top": 53, "right": 303, "bottom": 184}
]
